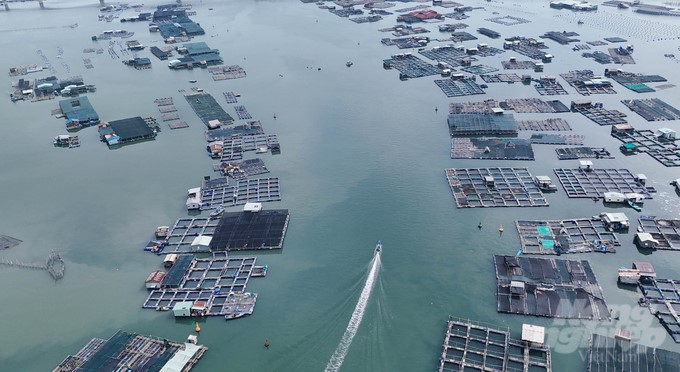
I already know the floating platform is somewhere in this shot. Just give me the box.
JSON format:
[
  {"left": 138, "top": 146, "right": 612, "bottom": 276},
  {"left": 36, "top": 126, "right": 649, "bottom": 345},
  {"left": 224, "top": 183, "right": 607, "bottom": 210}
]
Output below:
[
  {"left": 450, "top": 138, "right": 534, "bottom": 160},
  {"left": 501, "top": 59, "right": 536, "bottom": 70},
  {"left": 154, "top": 97, "right": 174, "bottom": 106},
  {"left": 530, "top": 134, "right": 584, "bottom": 145},
  {"left": 383, "top": 54, "right": 440, "bottom": 80},
  {"left": 588, "top": 333, "right": 680, "bottom": 371},
  {"left": 503, "top": 36, "right": 550, "bottom": 60},
  {"left": 184, "top": 91, "right": 234, "bottom": 127},
  {"left": 0, "top": 235, "right": 22, "bottom": 249},
  {"left": 534, "top": 78, "right": 569, "bottom": 96},
  {"left": 216, "top": 158, "right": 269, "bottom": 180},
  {"left": 438, "top": 316, "right": 551, "bottom": 372},
  {"left": 461, "top": 64, "right": 498, "bottom": 75},
  {"left": 607, "top": 70, "right": 666, "bottom": 93},
  {"left": 210, "top": 209, "right": 289, "bottom": 251},
  {"left": 611, "top": 127, "right": 680, "bottom": 167},
  {"left": 494, "top": 255, "right": 610, "bottom": 320},
  {"left": 621, "top": 98, "right": 680, "bottom": 121},
  {"left": 582, "top": 51, "right": 614, "bottom": 65},
  {"left": 637, "top": 216, "right": 680, "bottom": 250},
  {"left": 419, "top": 46, "right": 468, "bottom": 67},
  {"left": 516, "top": 218, "right": 619, "bottom": 254},
  {"left": 501, "top": 98, "right": 569, "bottom": 113},
  {"left": 164, "top": 217, "right": 221, "bottom": 252},
  {"left": 540, "top": 31, "right": 579, "bottom": 45},
  {"left": 638, "top": 278, "right": 680, "bottom": 342},
  {"left": 168, "top": 121, "right": 189, "bottom": 129},
  {"left": 161, "top": 112, "right": 180, "bottom": 121},
  {"left": 205, "top": 121, "right": 266, "bottom": 142},
  {"left": 209, "top": 65, "right": 246, "bottom": 81},
  {"left": 223, "top": 91, "right": 238, "bottom": 103},
  {"left": 449, "top": 31, "right": 478, "bottom": 42},
  {"left": 445, "top": 168, "right": 548, "bottom": 208},
  {"left": 447, "top": 113, "right": 518, "bottom": 136},
  {"left": 382, "top": 36, "right": 430, "bottom": 49},
  {"left": 434, "top": 78, "right": 485, "bottom": 97},
  {"left": 200, "top": 177, "right": 281, "bottom": 210},
  {"left": 144, "top": 255, "right": 262, "bottom": 317},
  {"left": 234, "top": 105, "right": 252, "bottom": 120},
  {"left": 553, "top": 167, "right": 651, "bottom": 198},
  {"left": 53, "top": 330, "right": 207, "bottom": 372},
  {"left": 517, "top": 118, "right": 571, "bottom": 131},
  {"left": 158, "top": 105, "right": 177, "bottom": 113},
  {"left": 571, "top": 101, "right": 627, "bottom": 126},
  {"left": 609, "top": 48, "right": 636, "bottom": 64},
  {"left": 480, "top": 73, "right": 521, "bottom": 83},
  {"left": 561, "top": 70, "right": 617, "bottom": 95},
  {"left": 485, "top": 15, "right": 530, "bottom": 26},
  {"left": 555, "top": 147, "right": 613, "bottom": 160}
]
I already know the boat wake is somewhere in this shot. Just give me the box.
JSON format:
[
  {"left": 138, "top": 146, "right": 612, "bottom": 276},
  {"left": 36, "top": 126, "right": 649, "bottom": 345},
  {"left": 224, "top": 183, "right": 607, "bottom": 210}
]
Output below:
[{"left": 324, "top": 246, "right": 381, "bottom": 372}]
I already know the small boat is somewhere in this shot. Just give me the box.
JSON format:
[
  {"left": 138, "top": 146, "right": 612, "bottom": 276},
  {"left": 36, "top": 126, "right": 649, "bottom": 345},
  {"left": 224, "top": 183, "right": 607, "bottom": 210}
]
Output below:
[
  {"left": 478, "top": 222, "right": 482, "bottom": 229},
  {"left": 210, "top": 206, "right": 225, "bottom": 217},
  {"left": 189, "top": 79, "right": 197, "bottom": 83},
  {"left": 346, "top": 61, "right": 353, "bottom": 67},
  {"left": 375, "top": 240, "right": 382, "bottom": 253},
  {"left": 577, "top": 20, "right": 584, "bottom": 25},
  {"left": 499, "top": 225, "right": 504, "bottom": 233}
]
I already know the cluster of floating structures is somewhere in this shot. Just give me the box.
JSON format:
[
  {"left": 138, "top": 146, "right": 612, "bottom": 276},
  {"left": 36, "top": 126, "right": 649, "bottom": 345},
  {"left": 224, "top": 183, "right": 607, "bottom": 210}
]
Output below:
[{"left": 54, "top": 330, "right": 207, "bottom": 372}]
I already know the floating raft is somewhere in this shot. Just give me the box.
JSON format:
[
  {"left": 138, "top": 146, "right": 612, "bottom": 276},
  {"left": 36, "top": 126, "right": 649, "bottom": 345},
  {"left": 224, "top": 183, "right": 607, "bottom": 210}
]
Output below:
[
  {"left": 154, "top": 97, "right": 174, "bottom": 106},
  {"left": 480, "top": 73, "right": 521, "bottom": 83},
  {"left": 637, "top": 216, "right": 680, "bottom": 250},
  {"left": 439, "top": 316, "right": 551, "bottom": 372},
  {"left": 485, "top": 15, "right": 530, "bottom": 26},
  {"left": 168, "top": 121, "right": 189, "bottom": 129},
  {"left": 445, "top": 167, "right": 548, "bottom": 208},
  {"left": 158, "top": 105, "right": 177, "bottom": 113},
  {"left": 530, "top": 134, "right": 584, "bottom": 145},
  {"left": 216, "top": 158, "right": 269, "bottom": 180},
  {"left": 223, "top": 91, "right": 238, "bottom": 103},
  {"left": 200, "top": 177, "right": 281, "bottom": 210},
  {"left": 0, "top": 235, "right": 22, "bottom": 249},
  {"left": 572, "top": 101, "right": 627, "bottom": 126},
  {"left": 184, "top": 91, "right": 234, "bottom": 127},
  {"left": 621, "top": 98, "right": 680, "bottom": 122},
  {"left": 534, "top": 78, "right": 569, "bottom": 96},
  {"left": 211, "top": 209, "right": 290, "bottom": 251},
  {"left": 516, "top": 218, "right": 619, "bottom": 254},
  {"left": 234, "top": 105, "right": 252, "bottom": 120},
  {"left": 561, "top": 70, "right": 617, "bottom": 95},
  {"left": 420, "top": 46, "right": 467, "bottom": 67},
  {"left": 461, "top": 64, "right": 498, "bottom": 75},
  {"left": 209, "top": 65, "right": 246, "bottom": 80},
  {"left": 501, "top": 59, "right": 535, "bottom": 70},
  {"left": 164, "top": 217, "right": 221, "bottom": 252},
  {"left": 588, "top": 334, "right": 680, "bottom": 371},
  {"left": 205, "top": 121, "right": 265, "bottom": 142},
  {"left": 553, "top": 167, "right": 651, "bottom": 198},
  {"left": 53, "top": 330, "right": 207, "bottom": 372},
  {"left": 638, "top": 278, "right": 680, "bottom": 343},
  {"left": 383, "top": 54, "right": 440, "bottom": 80},
  {"left": 494, "top": 255, "right": 610, "bottom": 320},
  {"left": 555, "top": 147, "right": 613, "bottom": 160},
  {"left": 434, "top": 78, "right": 485, "bottom": 97},
  {"left": 611, "top": 128, "right": 680, "bottom": 167},
  {"left": 501, "top": 98, "right": 569, "bottom": 113},
  {"left": 450, "top": 138, "right": 534, "bottom": 160},
  {"left": 517, "top": 118, "right": 571, "bottom": 131}
]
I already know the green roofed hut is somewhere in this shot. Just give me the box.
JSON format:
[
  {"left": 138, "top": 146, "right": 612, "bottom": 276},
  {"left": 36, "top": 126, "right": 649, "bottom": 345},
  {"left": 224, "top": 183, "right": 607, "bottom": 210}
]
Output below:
[
  {"left": 59, "top": 96, "right": 99, "bottom": 130},
  {"left": 98, "top": 116, "right": 157, "bottom": 147}
]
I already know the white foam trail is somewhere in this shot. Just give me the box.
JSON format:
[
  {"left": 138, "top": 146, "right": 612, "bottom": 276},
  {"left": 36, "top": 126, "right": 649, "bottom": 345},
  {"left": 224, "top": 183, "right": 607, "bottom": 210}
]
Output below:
[{"left": 324, "top": 251, "right": 381, "bottom": 372}]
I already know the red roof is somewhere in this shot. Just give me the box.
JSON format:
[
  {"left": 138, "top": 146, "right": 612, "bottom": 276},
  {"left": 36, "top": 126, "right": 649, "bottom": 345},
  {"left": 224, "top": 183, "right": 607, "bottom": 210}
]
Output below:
[{"left": 146, "top": 270, "right": 166, "bottom": 283}]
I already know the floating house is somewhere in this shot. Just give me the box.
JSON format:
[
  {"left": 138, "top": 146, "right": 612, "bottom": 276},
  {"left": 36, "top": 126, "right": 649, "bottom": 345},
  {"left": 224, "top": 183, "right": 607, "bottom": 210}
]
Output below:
[
  {"left": 150, "top": 46, "right": 172, "bottom": 60},
  {"left": 634, "top": 232, "right": 660, "bottom": 249},
  {"left": 169, "top": 42, "right": 222, "bottom": 69},
  {"left": 145, "top": 270, "right": 166, "bottom": 289},
  {"left": 186, "top": 187, "right": 202, "bottom": 210},
  {"left": 98, "top": 116, "right": 157, "bottom": 147},
  {"left": 600, "top": 212, "right": 630, "bottom": 231},
  {"left": 59, "top": 97, "right": 99, "bottom": 130},
  {"left": 122, "top": 57, "right": 151, "bottom": 69}
]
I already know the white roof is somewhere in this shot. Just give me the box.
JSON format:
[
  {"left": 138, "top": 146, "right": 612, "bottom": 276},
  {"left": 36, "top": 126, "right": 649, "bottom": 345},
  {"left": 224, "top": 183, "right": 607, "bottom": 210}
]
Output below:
[
  {"left": 191, "top": 235, "right": 212, "bottom": 247},
  {"left": 602, "top": 212, "right": 629, "bottom": 223},
  {"left": 636, "top": 174, "right": 647, "bottom": 180},
  {"left": 160, "top": 343, "right": 203, "bottom": 372},
  {"left": 657, "top": 128, "right": 675, "bottom": 134},
  {"left": 535, "top": 176, "right": 552, "bottom": 182},
  {"left": 579, "top": 160, "right": 593, "bottom": 167},
  {"left": 188, "top": 187, "right": 201, "bottom": 194},
  {"left": 173, "top": 301, "right": 192, "bottom": 310},
  {"left": 636, "top": 232, "right": 658, "bottom": 242},
  {"left": 522, "top": 324, "right": 545, "bottom": 344},
  {"left": 604, "top": 191, "right": 625, "bottom": 198},
  {"left": 164, "top": 253, "right": 178, "bottom": 261},
  {"left": 243, "top": 202, "right": 262, "bottom": 212}
]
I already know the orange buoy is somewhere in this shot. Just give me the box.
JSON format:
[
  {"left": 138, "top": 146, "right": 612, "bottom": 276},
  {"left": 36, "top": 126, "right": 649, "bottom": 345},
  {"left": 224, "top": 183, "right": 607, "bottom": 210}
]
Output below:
[{"left": 195, "top": 322, "right": 201, "bottom": 333}]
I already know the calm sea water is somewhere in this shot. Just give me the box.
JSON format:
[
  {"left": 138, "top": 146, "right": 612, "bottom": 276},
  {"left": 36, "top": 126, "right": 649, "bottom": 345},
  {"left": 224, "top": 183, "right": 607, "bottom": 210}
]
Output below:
[{"left": 1, "top": 0, "right": 680, "bottom": 371}]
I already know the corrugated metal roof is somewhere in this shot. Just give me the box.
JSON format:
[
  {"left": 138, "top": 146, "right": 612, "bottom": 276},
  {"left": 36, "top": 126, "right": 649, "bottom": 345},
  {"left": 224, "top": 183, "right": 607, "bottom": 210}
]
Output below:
[{"left": 160, "top": 343, "right": 202, "bottom": 372}]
